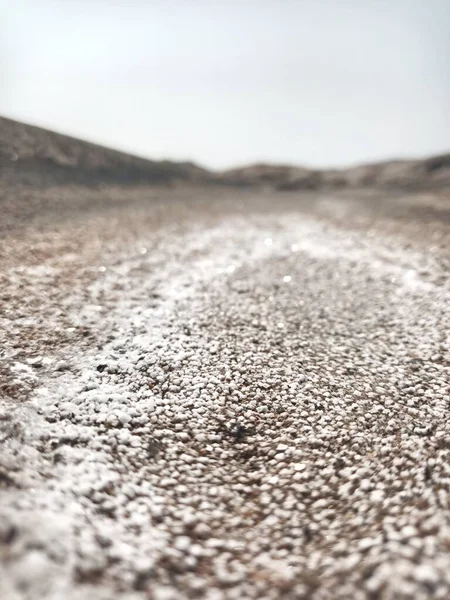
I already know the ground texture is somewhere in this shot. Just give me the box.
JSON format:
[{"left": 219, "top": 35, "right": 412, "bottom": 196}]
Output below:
[{"left": 1, "top": 185, "right": 450, "bottom": 600}]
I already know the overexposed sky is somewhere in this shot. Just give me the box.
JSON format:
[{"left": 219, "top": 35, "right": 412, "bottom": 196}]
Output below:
[{"left": 1, "top": 0, "right": 449, "bottom": 169}]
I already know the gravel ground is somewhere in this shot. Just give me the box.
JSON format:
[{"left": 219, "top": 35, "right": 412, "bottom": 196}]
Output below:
[{"left": 1, "top": 188, "right": 449, "bottom": 600}]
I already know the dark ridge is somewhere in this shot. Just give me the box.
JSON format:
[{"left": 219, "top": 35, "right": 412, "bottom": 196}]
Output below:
[{"left": 0, "top": 116, "right": 212, "bottom": 188}]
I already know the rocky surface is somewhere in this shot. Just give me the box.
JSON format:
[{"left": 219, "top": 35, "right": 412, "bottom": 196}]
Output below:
[
  {"left": 1, "top": 176, "right": 450, "bottom": 599},
  {"left": 1, "top": 118, "right": 450, "bottom": 598}
]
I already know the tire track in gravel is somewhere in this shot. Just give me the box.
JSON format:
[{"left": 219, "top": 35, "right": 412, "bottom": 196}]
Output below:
[{"left": 1, "top": 209, "right": 450, "bottom": 600}]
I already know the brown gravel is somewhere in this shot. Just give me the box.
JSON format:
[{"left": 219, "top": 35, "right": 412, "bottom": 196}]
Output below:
[{"left": 1, "top": 181, "right": 450, "bottom": 600}]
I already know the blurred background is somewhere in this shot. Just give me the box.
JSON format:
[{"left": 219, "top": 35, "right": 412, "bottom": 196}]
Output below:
[{"left": 1, "top": 0, "right": 449, "bottom": 170}]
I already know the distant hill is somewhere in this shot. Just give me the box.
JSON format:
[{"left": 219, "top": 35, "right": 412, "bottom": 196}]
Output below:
[
  {"left": 1, "top": 116, "right": 449, "bottom": 190},
  {"left": 220, "top": 155, "right": 450, "bottom": 191},
  {"left": 0, "top": 116, "right": 212, "bottom": 187}
]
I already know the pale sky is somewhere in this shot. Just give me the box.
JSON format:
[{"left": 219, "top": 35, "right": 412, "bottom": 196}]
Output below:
[{"left": 1, "top": 0, "right": 449, "bottom": 169}]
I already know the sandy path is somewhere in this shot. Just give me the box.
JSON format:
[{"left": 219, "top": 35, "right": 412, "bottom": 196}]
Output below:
[{"left": 1, "top": 190, "right": 449, "bottom": 600}]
